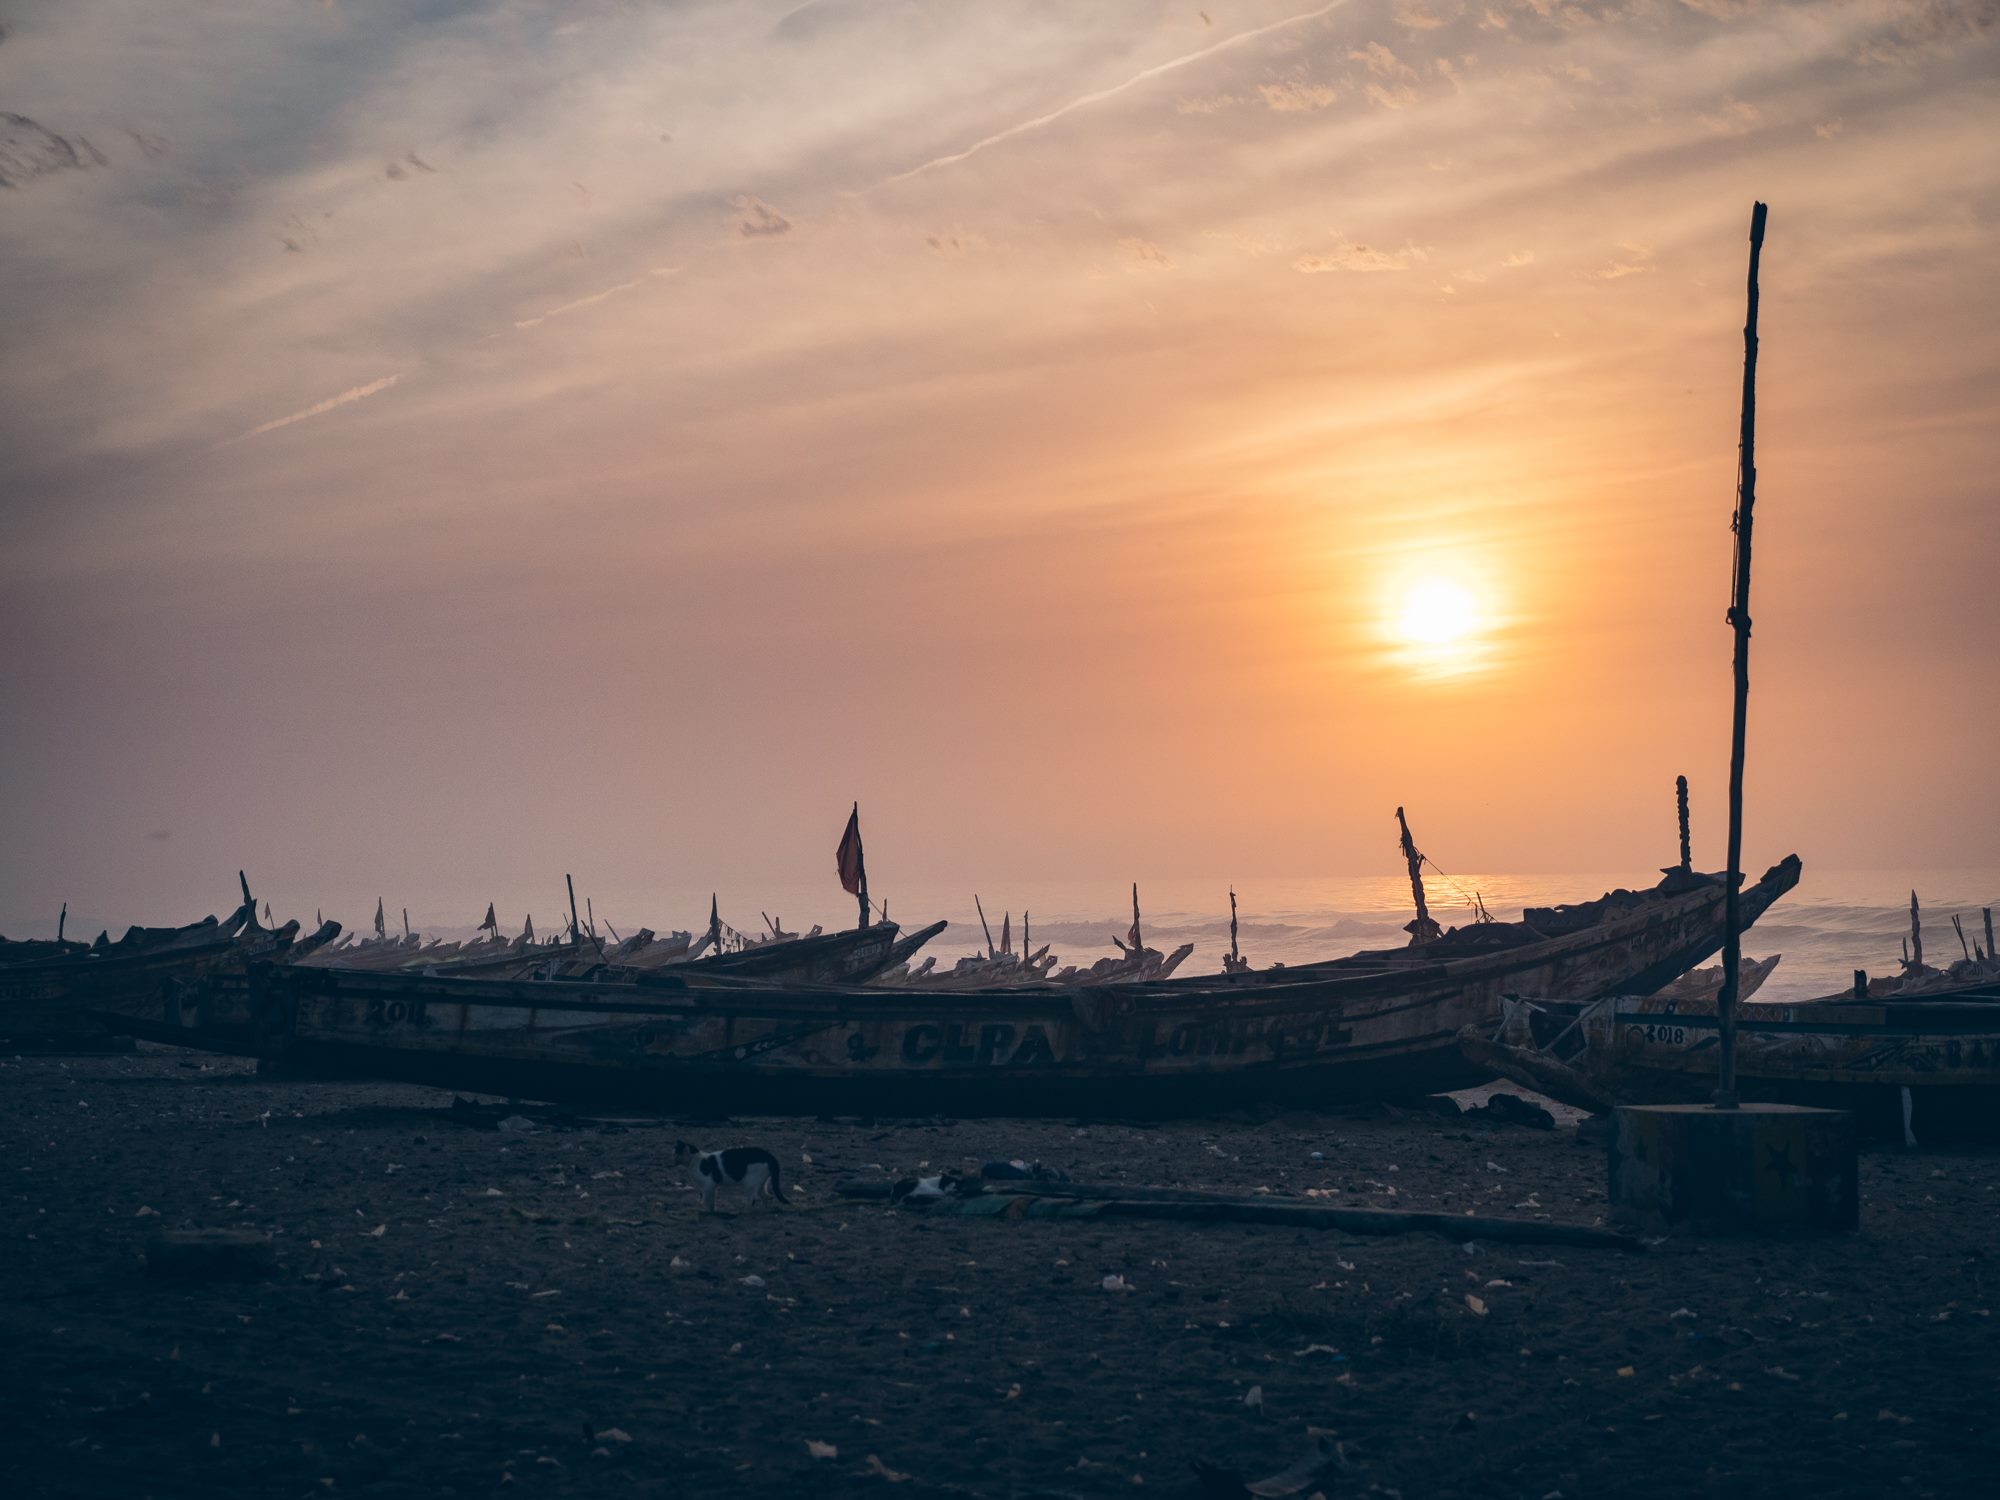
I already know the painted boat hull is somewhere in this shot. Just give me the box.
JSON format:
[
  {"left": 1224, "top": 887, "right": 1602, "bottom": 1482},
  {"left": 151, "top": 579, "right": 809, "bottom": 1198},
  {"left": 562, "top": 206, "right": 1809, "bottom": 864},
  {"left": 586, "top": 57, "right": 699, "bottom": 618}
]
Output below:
[{"left": 131, "top": 858, "right": 1802, "bottom": 1116}]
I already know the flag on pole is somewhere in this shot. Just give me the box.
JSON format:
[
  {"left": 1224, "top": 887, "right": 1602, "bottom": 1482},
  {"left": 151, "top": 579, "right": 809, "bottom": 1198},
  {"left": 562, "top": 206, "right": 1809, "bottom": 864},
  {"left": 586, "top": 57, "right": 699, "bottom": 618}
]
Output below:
[
  {"left": 374, "top": 897, "right": 386, "bottom": 938},
  {"left": 522, "top": 913, "right": 535, "bottom": 942},
  {"left": 836, "top": 803, "right": 866, "bottom": 897},
  {"left": 1127, "top": 883, "right": 1143, "bottom": 953},
  {"left": 481, "top": 902, "right": 497, "bottom": 935}
]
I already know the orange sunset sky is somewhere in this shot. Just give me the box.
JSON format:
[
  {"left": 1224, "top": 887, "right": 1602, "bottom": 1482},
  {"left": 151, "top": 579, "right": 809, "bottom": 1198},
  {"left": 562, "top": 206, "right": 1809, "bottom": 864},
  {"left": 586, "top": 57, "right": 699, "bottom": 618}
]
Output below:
[{"left": 1, "top": 1, "right": 1996, "bottom": 927}]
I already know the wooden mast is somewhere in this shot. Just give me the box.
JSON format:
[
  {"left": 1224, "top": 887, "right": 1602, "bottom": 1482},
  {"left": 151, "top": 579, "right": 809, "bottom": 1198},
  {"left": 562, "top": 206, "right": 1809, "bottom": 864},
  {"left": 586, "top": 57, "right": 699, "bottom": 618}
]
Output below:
[
  {"left": 1717, "top": 200, "right": 1769, "bottom": 1109},
  {"left": 1676, "top": 775, "right": 1692, "bottom": 871},
  {"left": 1395, "top": 807, "right": 1438, "bottom": 944}
]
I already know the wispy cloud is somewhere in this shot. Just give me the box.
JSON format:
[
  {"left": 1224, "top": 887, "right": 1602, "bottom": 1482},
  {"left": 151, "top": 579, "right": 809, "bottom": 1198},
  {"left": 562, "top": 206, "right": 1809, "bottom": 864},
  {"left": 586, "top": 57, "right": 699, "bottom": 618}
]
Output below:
[
  {"left": 513, "top": 268, "right": 678, "bottom": 330},
  {"left": 1295, "top": 240, "right": 1431, "bottom": 272},
  {"left": 1260, "top": 79, "right": 1339, "bottom": 111},
  {"left": 214, "top": 374, "right": 401, "bottom": 449},
  {"left": 872, "top": 0, "right": 1356, "bottom": 187},
  {"left": 1586, "top": 244, "right": 1655, "bottom": 280}
]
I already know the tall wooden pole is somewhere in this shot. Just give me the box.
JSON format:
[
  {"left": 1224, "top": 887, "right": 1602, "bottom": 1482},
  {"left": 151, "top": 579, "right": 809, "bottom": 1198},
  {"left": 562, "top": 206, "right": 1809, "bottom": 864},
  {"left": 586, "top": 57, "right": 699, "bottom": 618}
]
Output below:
[
  {"left": 566, "top": 874, "right": 581, "bottom": 945},
  {"left": 1717, "top": 200, "right": 1768, "bottom": 1110},
  {"left": 1676, "top": 775, "right": 1692, "bottom": 871},
  {"left": 1395, "top": 807, "right": 1437, "bottom": 945}
]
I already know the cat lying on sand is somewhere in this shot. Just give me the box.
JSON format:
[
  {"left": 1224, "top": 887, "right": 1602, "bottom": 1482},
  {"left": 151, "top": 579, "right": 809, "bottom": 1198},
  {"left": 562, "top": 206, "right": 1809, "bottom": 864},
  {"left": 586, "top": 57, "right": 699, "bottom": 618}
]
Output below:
[{"left": 675, "top": 1141, "right": 790, "bottom": 1212}]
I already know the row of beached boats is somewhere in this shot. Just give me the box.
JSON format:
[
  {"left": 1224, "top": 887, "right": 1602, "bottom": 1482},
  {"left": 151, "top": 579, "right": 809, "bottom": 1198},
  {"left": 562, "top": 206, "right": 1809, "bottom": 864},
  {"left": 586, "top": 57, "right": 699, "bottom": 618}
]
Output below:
[{"left": 9, "top": 847, "right": 2000, "bottom": 1139}]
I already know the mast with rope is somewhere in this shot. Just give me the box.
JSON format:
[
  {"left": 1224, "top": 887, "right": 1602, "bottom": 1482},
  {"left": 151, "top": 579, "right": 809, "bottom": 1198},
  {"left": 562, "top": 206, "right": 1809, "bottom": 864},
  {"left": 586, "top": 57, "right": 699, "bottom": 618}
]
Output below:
[
  {"left": 1223, "top": 886, "right": 1252, "bottom": 974},
  {"left": 1395, "top": 807, "right": 1441, "bottom": 945}
]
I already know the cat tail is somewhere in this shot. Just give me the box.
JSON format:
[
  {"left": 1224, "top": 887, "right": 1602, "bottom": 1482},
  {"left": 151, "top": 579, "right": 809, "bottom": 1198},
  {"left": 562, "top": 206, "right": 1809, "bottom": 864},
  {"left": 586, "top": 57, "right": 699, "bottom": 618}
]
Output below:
[{"left": 767, "top": 1160, "right": 791, "bottom": 1204}]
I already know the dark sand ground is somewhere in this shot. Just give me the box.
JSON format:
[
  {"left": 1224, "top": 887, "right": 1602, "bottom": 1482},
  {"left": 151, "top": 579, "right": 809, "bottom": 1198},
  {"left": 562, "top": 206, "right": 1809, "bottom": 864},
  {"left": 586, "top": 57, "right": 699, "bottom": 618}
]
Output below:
[{"left": 4, "top": 1048, "right": 1998, "bottom": 1500}]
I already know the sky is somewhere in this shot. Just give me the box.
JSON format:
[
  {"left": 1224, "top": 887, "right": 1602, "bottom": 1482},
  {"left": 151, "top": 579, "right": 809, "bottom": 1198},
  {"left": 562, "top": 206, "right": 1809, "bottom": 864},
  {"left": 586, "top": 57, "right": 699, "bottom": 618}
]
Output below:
[{"left": 1, "top": 0, "right": 1996, "bottom": 932}]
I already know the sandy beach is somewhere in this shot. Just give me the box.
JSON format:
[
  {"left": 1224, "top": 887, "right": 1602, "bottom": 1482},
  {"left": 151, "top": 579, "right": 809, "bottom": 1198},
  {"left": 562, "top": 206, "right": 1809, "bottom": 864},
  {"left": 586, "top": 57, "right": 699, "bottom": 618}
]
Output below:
[{"left": 4, "top": 1047, "right": 1996, "bottom": 1499}]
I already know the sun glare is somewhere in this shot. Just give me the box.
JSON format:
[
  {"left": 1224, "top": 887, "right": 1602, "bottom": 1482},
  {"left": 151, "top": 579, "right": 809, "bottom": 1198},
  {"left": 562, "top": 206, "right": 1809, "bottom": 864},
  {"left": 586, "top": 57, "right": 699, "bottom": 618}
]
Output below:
[
  {"left": 1394, "top": 578, "right": 1479, "bottom": 647},
  {"left": 1375, "top": 572, "right": 1494, "bottom": 681}
]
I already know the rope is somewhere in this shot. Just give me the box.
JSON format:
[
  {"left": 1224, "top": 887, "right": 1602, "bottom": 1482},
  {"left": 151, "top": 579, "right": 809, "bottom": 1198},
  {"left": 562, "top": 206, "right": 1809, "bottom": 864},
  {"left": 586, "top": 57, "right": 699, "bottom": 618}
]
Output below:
[{"left": 1420, "top": 855, "right": 1494, "bottom": 922}]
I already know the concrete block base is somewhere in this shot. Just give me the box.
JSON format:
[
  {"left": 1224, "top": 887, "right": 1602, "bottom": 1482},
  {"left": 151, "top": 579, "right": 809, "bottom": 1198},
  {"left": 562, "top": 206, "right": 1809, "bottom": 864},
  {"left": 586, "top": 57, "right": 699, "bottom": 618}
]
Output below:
[{"left": 1609, "top": 1103, "right": 1858, "bottom": 1233}]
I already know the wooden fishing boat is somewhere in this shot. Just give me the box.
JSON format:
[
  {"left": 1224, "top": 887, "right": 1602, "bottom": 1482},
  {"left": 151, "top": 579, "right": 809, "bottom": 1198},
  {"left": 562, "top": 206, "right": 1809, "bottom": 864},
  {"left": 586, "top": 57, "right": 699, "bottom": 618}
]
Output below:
[
  {"left": 92, "top": 918, "right": 928, "bottom": 1051},
  {"left": 674, "top": 919, "right": 927, "bottom": 986},
  {"left": 872, "top": 944, "right": 1061, "bottom": 990},
  {"left": 1461, "top": 979, "right": 2000, "bottom": 1141},
  {"left": 3, "top": 901, "right": 337, "bottom": 1049},
  {"left": 114, "top": 858, "right": 1799, "bottom": 1116}
]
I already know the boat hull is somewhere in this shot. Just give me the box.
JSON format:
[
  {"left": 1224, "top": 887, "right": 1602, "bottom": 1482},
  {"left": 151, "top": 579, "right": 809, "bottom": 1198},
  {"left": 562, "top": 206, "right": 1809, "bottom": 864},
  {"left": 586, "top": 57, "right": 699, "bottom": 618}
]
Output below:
[
  {"left": 1491, "top": 986, "right": 2000, "bottom": 1140},
  {"left": 2, "top": 934, "right": 245, "bottom": 1050},
  {"left": 195, "top": 858, "right": 1801, "bottom": 1116}
]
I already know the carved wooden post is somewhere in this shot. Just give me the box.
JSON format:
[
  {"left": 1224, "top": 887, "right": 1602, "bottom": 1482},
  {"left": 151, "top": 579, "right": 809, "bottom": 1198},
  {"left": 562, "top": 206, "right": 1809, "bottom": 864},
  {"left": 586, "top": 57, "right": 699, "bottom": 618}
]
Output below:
[{"left": 1676, "top": 775, "right": 1692, "bottom": 871}]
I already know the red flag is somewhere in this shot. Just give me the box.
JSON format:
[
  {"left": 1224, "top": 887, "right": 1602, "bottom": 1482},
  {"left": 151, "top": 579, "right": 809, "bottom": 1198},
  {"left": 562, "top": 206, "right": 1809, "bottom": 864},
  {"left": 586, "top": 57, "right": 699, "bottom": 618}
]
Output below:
[{"left": 836, "top": 803, "right": 866, "bottom": 897}]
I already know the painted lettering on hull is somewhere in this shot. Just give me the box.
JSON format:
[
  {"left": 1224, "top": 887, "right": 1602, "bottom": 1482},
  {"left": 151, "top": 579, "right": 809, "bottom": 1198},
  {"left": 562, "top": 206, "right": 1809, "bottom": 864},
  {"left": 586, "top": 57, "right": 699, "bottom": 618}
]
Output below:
[{"left": 895, "top": 1013, "right": 1348, "bottom": 1069}]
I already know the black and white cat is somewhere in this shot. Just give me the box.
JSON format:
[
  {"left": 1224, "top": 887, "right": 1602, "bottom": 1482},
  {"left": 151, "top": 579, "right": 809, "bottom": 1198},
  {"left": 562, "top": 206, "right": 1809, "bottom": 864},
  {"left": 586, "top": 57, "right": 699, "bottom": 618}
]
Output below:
[
  {"left": 676, "top": 1141, "right": 791, "bottom": 1212},
  {"left": 889, "top": 1171, "right": 979, "bottom": 1205}
]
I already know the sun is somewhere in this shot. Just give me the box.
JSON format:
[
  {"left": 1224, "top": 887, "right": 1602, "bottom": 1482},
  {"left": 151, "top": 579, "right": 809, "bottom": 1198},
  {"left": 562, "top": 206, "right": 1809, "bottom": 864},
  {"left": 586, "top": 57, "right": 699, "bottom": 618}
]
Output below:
[{"left": 1394, "top": 577, "right": 1479, "bottom": 648}]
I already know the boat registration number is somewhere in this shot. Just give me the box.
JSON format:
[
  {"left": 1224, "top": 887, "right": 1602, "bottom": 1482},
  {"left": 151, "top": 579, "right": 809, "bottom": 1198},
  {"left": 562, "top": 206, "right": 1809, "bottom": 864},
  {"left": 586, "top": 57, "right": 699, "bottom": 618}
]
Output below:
[{"left": 365, "top": 996, "right": 425, "bottom": 1026}]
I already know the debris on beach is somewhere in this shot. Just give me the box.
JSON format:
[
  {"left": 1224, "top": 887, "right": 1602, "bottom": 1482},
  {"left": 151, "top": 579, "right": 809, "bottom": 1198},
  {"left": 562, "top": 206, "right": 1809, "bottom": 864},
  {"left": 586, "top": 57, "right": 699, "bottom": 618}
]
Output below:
[{"left": 1190, "top": 1431, "right": 1347, "bottom": 1499}]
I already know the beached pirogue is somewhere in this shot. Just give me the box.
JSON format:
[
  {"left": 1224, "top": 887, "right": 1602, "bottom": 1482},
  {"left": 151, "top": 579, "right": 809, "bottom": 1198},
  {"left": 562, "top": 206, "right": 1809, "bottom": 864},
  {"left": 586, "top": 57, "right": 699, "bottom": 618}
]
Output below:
[
  {"left": 94, "top": 858, "right": 1800, "bottom": 1116},
  {"left": 1461, "top": 940, "right": 2000, "bottom": 1140},
  {"left": 0, "top": 896, "right": 340, "bottom": 1049}
]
